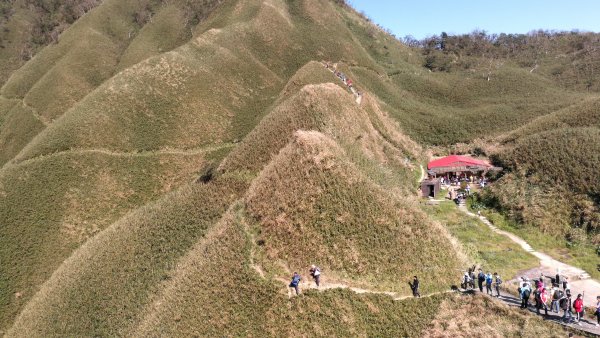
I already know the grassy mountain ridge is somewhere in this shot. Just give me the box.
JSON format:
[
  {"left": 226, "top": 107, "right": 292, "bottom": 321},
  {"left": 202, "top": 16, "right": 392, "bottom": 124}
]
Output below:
[
  {"left": 0, "top": 0, "right": 595, "bottom": 335},
  {"left": 0, "top": 0, "right": 387, "bottom": 327},
  {"left": 6, "top": 75, "right": 462, "bottom": 336}
]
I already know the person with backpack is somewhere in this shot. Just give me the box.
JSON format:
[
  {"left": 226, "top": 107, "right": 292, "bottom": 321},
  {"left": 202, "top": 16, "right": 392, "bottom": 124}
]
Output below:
[
  {"left": 573, "top": 293, "right": 584, "bottom": 325},
  {"left": 289, "top": 272, "right": 302, "bottom": 295},
  {"left": 561, "top": 290, "right": 573, "bottom": 322},
  {"left": 477, "top": 269, "right": 485, "bottom": 292},
  {"left": 485, "top": 272, "right": 493, "bottom": 295},
  {"left": 493, "top": 273, "right": 502, "bottom": 297},
  {"left": 409, "top": 276, "right": 421, "bottom": 298},
  {"left": 309, "top": 265, "right": 321, "bottom": 287},
  {"left": 551, "top": 286, "right": 563, "bottom": 313},
  {"left": 520, "top": 283, "right": 532, "bottom": 309}
]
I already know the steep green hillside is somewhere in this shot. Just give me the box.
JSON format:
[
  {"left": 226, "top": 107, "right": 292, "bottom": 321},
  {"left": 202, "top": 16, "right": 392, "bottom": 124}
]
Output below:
[
  {"left": 484, "top": 128, "right": 600, "bottom": 240},
  {"left": 0, "top": 0, "right": 102, "bottom": 86},
  {"left": 503, "top": 96, "right": 600, "bottom": 142}
]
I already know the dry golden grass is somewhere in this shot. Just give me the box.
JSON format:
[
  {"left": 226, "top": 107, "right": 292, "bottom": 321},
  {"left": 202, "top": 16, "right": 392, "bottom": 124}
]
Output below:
[
  {"left": 7, "top": 175, "right": 248, "bottom": 337},
  {"left": 245, "top": 130, "right": 465, "bottom": 294}
]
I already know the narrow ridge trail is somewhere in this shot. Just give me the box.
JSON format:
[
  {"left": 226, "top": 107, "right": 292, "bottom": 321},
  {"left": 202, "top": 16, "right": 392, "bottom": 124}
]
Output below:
[
  {"left": 7, "top": 143, "right": 236, "bottom": 167},
  {"left": 241, "top": 207, "right": 453, "bottom": 301},
  {"left": 275, "top": 276, "right": 454, "bottom": 301}
]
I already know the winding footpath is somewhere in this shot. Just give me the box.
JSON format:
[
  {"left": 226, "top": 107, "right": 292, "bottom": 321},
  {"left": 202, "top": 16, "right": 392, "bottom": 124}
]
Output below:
[{"left": 458, "top": 206, "right": 600, "bottom": 335}]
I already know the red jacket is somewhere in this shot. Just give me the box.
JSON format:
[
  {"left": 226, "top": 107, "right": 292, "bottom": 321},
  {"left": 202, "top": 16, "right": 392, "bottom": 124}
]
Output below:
[
  {"left": 573, "top": 298, "right": 584, "bottom": 312},
  {"left": 540, "top": 290, "right": 548, "bottom": 304}
]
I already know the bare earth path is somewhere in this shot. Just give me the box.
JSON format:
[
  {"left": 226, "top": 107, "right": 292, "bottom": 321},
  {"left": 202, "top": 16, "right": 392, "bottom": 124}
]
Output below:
[{"left": 276, "top": 276, "right": 453, "bottom": 301}]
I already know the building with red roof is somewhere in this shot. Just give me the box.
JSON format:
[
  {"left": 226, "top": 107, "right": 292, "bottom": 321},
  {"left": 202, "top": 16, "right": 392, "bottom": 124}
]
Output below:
[{"left": 428, "top": 155, "right": 494, "bottom": 174}]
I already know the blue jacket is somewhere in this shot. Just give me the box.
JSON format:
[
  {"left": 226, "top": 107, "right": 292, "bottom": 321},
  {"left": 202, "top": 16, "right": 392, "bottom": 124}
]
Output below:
[
  {"left": 485, "top": 274, "right": 493, "bottom": 285},
  {"left": 290, "top": 275, "right": 301, "bottom": 287}
]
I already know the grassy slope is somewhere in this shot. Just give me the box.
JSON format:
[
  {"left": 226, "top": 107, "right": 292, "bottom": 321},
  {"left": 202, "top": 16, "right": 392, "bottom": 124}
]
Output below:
[
  {"left": 424, "top": 293, "right": 571, "bottom": 337},
  {"left": 502, "top": 96, "right": 600, "bottom": 143},
  {"left": 0, "top": 149, "right": 215, "bottom": 329},
  {"left": 132, "top": 202, "right": 562, "bottom": 337},
  {"left": 5, "top": 69, "right": 443, "bottom": 336},
  {"left": 0, "top": 5, "right": 34, "bottom": 87},
  {"left": 130, "top": 206, "right": 444, "bottom": 337},
  {"left": 0, "top": 0, "right": 225, "bottom": 167},
  {"left": 0, "top": 0, "right": 383, "bottom": 329},
  {"left": 336, "top": 8, "right": 592, "bottom": 146},
  {"left": 425, "top": 200, "right": 538, "bottom": 280},
  {"left": 6, "top": 176, "right": 248, "bottom": 337},
  {"left": 0, "top": 0, "right": 593, "bottom": 336},
  {"left": 0, "top": 0, "right": 103, "bottom": 87}
]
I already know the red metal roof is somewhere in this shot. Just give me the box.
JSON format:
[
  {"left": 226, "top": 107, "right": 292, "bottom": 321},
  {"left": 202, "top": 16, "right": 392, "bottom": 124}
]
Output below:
[{"left": 427, "top": 155, "right": 492, "bottom": 170}]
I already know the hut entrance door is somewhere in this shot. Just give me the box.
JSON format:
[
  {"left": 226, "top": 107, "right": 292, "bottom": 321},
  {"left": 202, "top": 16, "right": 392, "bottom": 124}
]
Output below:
[{"left": 428, "top": 185, "right": 435, "bottom": 197}]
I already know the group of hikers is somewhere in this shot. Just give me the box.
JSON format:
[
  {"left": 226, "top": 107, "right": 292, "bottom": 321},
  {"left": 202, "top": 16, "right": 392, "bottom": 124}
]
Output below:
[
  {"left": 289, "top": 268, "right": 422, "bottom": 299},
  {"left": 290, "top": 266, "right": 600, "bottom": 327},
  {"left": 517, "top": 274, "right": 600, "bottom": 326},
  {"left": 441, "top": 175, "right": 487, "bottom": 188},
  {"left": 461, "top": 266, "right": 600, "bottom": 327},
  {"left": 289, "top": 265, "right": 321, "bottom": 295},
  {"left": 461, "top": 266, "right": 503, "bottom": 297},
  {"left": 323, "top": 62, "right": 362, "bottom": 102}
]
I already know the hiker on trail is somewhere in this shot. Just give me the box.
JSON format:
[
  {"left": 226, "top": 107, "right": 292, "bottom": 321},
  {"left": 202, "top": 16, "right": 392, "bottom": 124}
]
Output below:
[
  {"left": 535, "top": 277, "right": 544, "bottom": 289},
  {"left": 409, "top": 276, "right": 421, "bottom": 298},
  {"left": 462, "top": 272, "right": 470, "bottom": 290},
  {"left": 563, "top": 277, "right": 570, "bottom": 291},
  {"left": 561, "top": 290, "right": 573, "bottom": 322},
  {"left": 485, "top": 272, "right": 493, "bottom": 295},
  {"left": 519, "top": 276, "right": 531, "bottom": 290},
  {"left": 520, "top": 283, "right": 532, "bottom": 309},
  {"left": 551, "top": 286, "right": 563, "bottom": 313},
  {"left": 595, "top": 295, "right": 600, "bottom": 326},
  {"left": 573, "top": 293, "right": 584, "bottom": 325},
  {"left": 551, "top": 285, "right": 563, "bottom": 313},
  {"left": 477, "top": 269, "right": 485, "bottom": 292},
  {"left": 493, "top": 273, "right": 502, "bottom": 297},
  {"left": 289, "top": 272, "right": 301, "bottom": 295},
  {"left": 468, "top": 267, "right": 476, "bottom": 289},
  {"left": 536, "top": 287, "right": 549, "bottom": 316},
  {"left": 309, "top": 265, "right": 321, "bottom": 287}
]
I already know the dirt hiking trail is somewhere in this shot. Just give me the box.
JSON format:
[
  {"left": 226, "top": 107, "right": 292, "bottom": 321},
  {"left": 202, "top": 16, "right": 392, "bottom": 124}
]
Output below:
[{"left": 459, "top": 205, "right": 600, "bottom": 308}]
